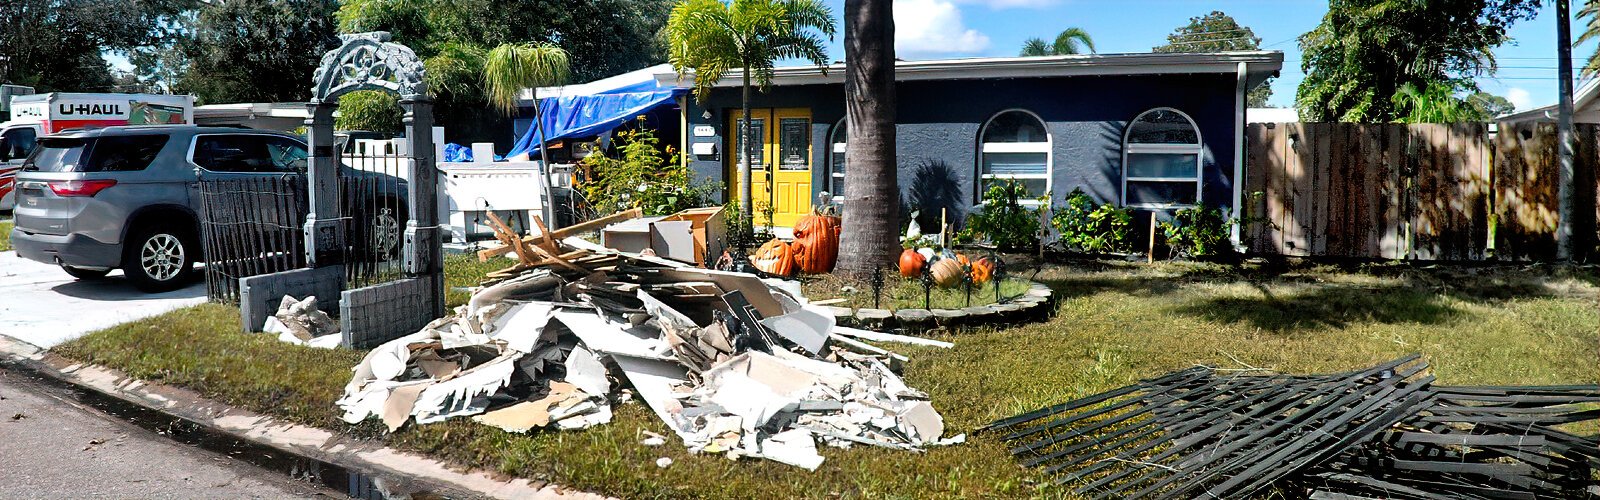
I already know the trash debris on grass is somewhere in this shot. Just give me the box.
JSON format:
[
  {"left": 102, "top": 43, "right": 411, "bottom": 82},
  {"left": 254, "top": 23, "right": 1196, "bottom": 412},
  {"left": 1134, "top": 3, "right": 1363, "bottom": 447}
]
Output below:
[
  {"left": 263, "top": 295, "right": 341, "bottom": 348},
  {"left": 338, "top": 213, "right": 958, "bottom": 468},
  {"left": 981, "top": 355, "right": 1600, "bottom": 499}
]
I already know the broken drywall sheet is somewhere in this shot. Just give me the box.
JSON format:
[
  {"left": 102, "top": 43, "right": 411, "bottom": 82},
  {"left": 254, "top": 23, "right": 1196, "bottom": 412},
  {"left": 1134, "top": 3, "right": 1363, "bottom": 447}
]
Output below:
[{"left": 831, "top": 326, "right": 953, "bottom": 348}]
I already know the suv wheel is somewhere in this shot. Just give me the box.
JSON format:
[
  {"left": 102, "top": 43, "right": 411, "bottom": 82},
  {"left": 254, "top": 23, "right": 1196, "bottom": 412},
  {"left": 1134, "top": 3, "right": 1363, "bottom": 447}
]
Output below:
[
  {"left": 61, "top": 264, "right": 111, "bottom": 280},
  {"left": 122, "top": 224, "right": 196, "bottom": 292}
]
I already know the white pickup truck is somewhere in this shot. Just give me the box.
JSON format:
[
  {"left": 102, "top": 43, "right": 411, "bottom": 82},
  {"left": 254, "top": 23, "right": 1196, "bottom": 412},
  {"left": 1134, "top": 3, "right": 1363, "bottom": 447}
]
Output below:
[{"left": 0, "top": 92, "right": 194, "bottom": 210}]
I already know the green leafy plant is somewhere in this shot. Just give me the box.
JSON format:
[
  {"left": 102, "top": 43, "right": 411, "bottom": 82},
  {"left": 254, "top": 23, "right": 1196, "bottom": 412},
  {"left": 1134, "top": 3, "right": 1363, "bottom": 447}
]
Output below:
[
  {"left": 1161, "top": 203, "right": 1235, "bottom": 259},
  {"left": 960, "top": 179, "right": 1041, "bottom": 252},
  {"left": 578, "top": 118, "right": 717, "bottom": 216},
  {"left": 335, "top": 90, "right": 402, "bottom": 135},
  {"left": 1052, "top": 188, "right": 1133, "bottom": 254}
]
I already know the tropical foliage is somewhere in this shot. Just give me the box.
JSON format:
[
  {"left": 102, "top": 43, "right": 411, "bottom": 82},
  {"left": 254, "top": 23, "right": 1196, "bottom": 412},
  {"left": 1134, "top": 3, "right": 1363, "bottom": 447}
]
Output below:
[
  {"left": 1161, "top": 204, "right": 1235, "bottom": 259},
  {"left": 1152, "top": 11, "right": 1273, "bottom": 107},
  {"left": 1019, "top": 27, "right": 1096, "bottom": 56},
  {"left": 482, "top": 43, "right": 570, "bottom": 114},
  {"left": 1052, "top": 189, "right": 1134, "bottom": 254},
  {"left": 578, "top": 118, "right": 716, "bottom": 216},
  {"left": 1296, "top": 0, "right": 1539, "bottom": 123},
  {"left": 335, "top": 90, "right": 403, "bottom": 134},
  {"left": 664, "top": 0, "right": 836, "bottom": 223},
  {"left": 960, "top": 180, "right": 1042, "bottom": 252}
]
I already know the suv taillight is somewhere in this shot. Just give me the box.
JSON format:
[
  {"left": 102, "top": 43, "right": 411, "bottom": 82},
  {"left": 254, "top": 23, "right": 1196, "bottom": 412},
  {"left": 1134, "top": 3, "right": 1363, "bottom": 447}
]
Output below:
[{"left": 49, "top": 179, "right": 118, "bottom": 197}]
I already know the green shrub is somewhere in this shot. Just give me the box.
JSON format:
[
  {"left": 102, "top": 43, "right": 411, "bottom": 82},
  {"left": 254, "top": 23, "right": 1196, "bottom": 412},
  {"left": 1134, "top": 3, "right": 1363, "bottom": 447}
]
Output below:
[
  {"left": 1051, "top": 188, "right": 1133, "bottom": 254},
  {"left": 335, "top": 90, "right": 401, "bottom": 135},
  {"left": 1161, "top": 204, "right": 1235, "bottom": 259},
  {"left": 960, "top": 179, "right": 1041, "bottom": 252},
  {"left": 578, "top": 117, "right": 717, "bottom": 216}
]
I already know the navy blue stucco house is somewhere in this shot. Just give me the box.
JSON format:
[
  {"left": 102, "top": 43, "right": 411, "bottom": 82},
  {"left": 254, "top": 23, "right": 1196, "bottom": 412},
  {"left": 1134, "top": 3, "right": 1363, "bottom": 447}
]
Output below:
[{"left": 528, "top": 51, "right": 1282, "bottom": 230}]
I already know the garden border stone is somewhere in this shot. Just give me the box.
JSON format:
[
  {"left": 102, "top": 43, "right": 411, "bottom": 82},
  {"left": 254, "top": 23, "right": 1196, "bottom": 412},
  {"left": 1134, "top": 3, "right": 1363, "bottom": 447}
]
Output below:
[{"left": 829, "top": 280, "right": 1055, "bottom": 334}]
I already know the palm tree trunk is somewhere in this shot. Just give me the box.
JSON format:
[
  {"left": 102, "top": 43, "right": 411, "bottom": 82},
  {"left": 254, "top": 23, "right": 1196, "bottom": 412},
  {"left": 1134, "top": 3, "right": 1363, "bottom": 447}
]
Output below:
[
  {"left": 532, "top": 97, "right": 559, "bottom": 230},
  {"left": 740, "top": 69, "right": 754, "bottom": 232},
  {"left": 837, "top": 0, "right": 898, "bottom": 278}
]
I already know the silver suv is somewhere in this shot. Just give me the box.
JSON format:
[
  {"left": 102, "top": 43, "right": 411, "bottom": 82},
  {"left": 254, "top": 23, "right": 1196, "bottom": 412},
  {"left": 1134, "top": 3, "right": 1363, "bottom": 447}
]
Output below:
[{"left": 10, "top": 126, "right": 406, "bottom": 292}]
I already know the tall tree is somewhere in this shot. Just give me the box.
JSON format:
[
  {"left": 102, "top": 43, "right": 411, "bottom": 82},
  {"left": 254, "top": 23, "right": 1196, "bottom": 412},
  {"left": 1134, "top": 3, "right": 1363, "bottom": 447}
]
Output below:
[
  {"left": 836, "top": 0, "right": 899, "bottom": 277},
  {"left": 1153, "top": 11, "right": 1273, "bottom": 107},
  {"left": 1019, "top": 28, "right": 1095, "bottom": 56},
  {"left": 1465, "top": 91, "right": 1516, "bottom": 118},
  {"left": 334, "top": 0, "right": 670, "bottom": 144},
  {"left": 178, "top": 0, "right": 339, "bottom": 104},
  {"left": 1296, "top": 0, "right": 1539, "bottom": 123},
  {"left": 664, "top": 0, "right": 836, "bottom": 225},
  {"left": 0, "top": 0, "right": 180, "bottom": 91},
  {"left": 483, "top": 42, "right": 571, "bottom": 227}
]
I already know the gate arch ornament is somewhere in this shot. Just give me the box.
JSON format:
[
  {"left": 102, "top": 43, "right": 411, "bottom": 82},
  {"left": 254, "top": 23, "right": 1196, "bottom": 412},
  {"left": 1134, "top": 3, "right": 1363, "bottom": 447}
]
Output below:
[{"left": 311, "top": 32, "right": 427, "bottom": 102}]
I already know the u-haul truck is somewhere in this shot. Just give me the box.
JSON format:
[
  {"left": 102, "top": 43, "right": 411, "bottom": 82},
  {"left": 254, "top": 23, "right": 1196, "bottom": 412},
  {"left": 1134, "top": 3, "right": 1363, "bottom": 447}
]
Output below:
[{"left": 0, "top": 93, "right": 194, "bottom": 210}]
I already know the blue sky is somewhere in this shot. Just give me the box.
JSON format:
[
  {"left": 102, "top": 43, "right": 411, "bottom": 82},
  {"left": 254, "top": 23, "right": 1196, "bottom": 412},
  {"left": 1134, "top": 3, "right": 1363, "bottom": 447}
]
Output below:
[
  {"left": 104, "top": 1, "right": 1595, "bottom": 111},
  {"left": 808, "top": 0, "right": 1598, "bottom": 111}
]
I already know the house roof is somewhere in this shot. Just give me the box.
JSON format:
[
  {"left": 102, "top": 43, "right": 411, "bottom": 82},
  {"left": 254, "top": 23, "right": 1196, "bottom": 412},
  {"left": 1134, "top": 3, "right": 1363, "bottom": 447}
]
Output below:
[
  {"left": 1498, "top": 77, "right": 1600, "bottom": 123},
  {"left": 652, "top": 50, "right": 1283, "bottom": 91}
]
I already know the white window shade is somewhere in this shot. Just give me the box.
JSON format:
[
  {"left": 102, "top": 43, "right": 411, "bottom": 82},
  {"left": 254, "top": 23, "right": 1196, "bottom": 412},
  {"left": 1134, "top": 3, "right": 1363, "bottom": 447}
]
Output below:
[
  {"left": 979, "top": 110, "right": 1051, "bottom": 203},
  {"left": 1122, "top": 108, "right": 1202, "bottom": 209}
]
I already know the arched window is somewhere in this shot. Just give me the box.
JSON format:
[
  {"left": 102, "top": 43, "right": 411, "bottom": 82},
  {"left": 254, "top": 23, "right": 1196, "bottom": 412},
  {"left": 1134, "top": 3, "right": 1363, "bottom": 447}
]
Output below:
[
  {"left": 1122, "top": 108, "right": 1202, "bottom": 208},
  {"left": 978, "top": 109, "right": 1051, "bottom": 204},
  {"left": 828, "top": 119, "right": 846, "bottom": 196}
]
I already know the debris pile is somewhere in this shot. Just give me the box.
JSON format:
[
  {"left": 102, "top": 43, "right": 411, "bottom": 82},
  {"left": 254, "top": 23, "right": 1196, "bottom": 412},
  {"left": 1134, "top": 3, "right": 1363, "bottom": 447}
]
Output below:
[
  {"left": 263, "top": 295, "right": 341, "bottom": 348},
  {"left": 981, "top": 355, "right": 1600, "bottom": 499},
  {"left": 338, "top": 221, "right": 958, "bottom": 468}
]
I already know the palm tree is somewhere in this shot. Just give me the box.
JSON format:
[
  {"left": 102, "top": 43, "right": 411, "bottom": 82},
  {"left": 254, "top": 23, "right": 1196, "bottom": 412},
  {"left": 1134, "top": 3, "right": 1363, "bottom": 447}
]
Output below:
[
  {"left": 836, "top": 0, "right": 898, "bottom": 277},
  {"left": 665, "top": 0, "right": 836, "bottom": 225},
  {"left": 483, "top": 42, "right": 570, "bottom": 227},
  {"left": 1018, "top": 27, "right": 1096, "bottom": 56}
]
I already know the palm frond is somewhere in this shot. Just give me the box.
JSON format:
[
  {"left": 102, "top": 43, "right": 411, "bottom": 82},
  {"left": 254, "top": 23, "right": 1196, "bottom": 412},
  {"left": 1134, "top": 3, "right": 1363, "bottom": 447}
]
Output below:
[
  {"left": 1053, "top": 27, "right": 1095, "bottom": 55},
  {"left": 1020, "top": 38, "right": 1049, "bottom": 57},
  {"left": 482, "top": 42, "right": 570, "bottom": 115}
]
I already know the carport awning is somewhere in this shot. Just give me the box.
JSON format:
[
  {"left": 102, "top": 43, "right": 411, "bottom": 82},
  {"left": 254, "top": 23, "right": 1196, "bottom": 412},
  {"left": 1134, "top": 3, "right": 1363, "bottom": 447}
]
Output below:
[{"left": 504, "top": 89, "right": 681, "bottom": 159}]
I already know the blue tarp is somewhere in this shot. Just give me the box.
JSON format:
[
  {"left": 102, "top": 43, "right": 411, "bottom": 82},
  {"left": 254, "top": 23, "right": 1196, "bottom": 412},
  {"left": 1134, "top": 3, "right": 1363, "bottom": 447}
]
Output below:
[{"left": 504, "top": 88, "right": 682, "bottom": 159}]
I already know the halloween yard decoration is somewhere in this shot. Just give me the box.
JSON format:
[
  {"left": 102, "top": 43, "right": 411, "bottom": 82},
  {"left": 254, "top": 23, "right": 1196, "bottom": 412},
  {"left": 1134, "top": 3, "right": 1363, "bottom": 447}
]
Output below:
[
  {"left": 751, "top": 239, "right": 796, "bottom": 276},
  {"left": 790, "top": 207, "right": 842, "bottom": 274},
  {"left": 898, "top": 249, "right": 926, "bottom": 277}
]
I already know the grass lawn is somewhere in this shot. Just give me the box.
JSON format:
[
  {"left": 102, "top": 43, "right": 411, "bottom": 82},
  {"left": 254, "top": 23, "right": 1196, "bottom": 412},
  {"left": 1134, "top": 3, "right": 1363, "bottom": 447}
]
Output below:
[
  {"left": 51, "top": 256, "right": 1599, "bottom": 499},
  {"left": 0, "top": 220, "right": 11, "bottom": 251}
]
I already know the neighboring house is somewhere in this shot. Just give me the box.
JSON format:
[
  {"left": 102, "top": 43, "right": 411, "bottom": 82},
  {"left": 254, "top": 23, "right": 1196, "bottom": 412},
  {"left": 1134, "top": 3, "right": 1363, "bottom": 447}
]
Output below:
[
  {"left": 1499, "top": 78, "right": 1600, "bottom": 124},
  {"left": 1248, "top": 107, "right": 1301, "bottom": 123},
  {"left": 513, "top": 51, "right": 1283, "bottom": 228}
]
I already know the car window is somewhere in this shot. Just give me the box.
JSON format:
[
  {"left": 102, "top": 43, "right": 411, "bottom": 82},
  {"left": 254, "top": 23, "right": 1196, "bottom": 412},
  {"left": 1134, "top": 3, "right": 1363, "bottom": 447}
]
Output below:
[
  {"left": 0, "top": 127, "right": 37, "bottom": 161},
  {"left": 194, "top": 135, "right": 281, "bottom": 173},
  {"left": 263, "top": 136, "right": 308, "bottom": 171},
  {"left": 80, "top": 134, "right": 170, "bottom": 172},
  {"left": 22, "top": 137, "right": 88, "bottom": 172},
  {"left": 21, "top": 134, "right": 168, "bottom": 172}
]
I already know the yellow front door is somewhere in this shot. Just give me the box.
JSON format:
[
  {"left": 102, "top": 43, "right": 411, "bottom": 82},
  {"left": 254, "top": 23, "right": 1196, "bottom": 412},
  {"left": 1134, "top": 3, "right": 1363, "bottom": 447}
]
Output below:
[{"left": 728, "top": 108, "right": 813, "bottom": 228}]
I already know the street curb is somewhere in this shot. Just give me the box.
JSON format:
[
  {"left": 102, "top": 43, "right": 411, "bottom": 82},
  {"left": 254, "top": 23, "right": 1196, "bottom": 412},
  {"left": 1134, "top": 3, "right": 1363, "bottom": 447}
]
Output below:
[{"left": 0, "top": 335, "right": 604, "bottom": 500}]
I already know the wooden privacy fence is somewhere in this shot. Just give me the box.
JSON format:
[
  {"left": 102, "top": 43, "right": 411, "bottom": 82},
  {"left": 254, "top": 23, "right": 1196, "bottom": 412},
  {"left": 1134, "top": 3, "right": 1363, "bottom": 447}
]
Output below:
[{"left": 1243, "top": 122, "right": 1599, "bottom": 261}]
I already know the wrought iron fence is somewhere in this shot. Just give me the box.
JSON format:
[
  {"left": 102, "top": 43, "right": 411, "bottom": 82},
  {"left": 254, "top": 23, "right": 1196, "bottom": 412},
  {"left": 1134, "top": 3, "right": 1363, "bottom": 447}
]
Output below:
[
  {"left": 197, "top": 175, "right": 308, "bottom": 303},
  {"left": 196, "top": 155, "right": 413, "bottom": 303}
]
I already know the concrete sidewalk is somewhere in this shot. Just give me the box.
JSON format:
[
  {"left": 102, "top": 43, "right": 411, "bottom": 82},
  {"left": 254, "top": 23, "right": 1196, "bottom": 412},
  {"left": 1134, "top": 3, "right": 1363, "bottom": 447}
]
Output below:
[{"left": 0, "top": 251, "right": 206, "bottom": 348}]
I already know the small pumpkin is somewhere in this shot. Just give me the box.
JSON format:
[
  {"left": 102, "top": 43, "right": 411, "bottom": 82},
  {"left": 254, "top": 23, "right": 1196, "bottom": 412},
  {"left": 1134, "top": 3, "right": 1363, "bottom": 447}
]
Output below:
[
  {"left": 956, "top": 253, "right": 971, "bottom": 267},
  {"left": 898, "top": 248, "right": 926, "bottom": 277},
  {"left": 930, "top": 258, "right": 964, "bottom": 288},
  {"left": 790, "top": 212, "right": 842, "bottom": 274},
  {"left": 750, "top": 239, "right": 795, "bottom": 276},
  {"left": 970, "top": 257, "right": 995, "bottom": 285}
]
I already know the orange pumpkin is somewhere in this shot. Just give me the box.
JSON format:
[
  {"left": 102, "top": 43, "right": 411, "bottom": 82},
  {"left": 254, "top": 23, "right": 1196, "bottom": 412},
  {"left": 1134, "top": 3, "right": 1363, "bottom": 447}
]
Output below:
[
  {"left": 750, "top": 239, "right": 795, "bottom": 276},
  {"left": 790, "top": 212, "right": 841, "bottom": 274},
  {"left": 956, "top": 253, "right": 971, "bottom": 267},
  {"left": 930, "top": 258, "right": 963, "bottom": 288},
  {"left": 970, "top": 257, "right": 995, "bottom": 284},
  {"left": 898, "top": 248, "right": 926, "bottom": 277}
]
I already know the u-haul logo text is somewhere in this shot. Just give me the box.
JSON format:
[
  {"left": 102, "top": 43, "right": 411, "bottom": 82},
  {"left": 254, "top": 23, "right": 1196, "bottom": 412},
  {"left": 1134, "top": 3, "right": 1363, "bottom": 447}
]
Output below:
[{"left": 58, "top": 103, "right": 123, "bottom": 116}]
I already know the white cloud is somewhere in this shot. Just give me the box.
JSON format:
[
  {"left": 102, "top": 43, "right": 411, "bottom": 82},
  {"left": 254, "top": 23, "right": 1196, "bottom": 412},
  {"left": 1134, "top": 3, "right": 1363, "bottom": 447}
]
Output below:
[
  {"left": 1505, "top": 87, "right": 1533, "bottom": 112},
  {"left": 951, "top": 0, "right": 1057, "bottom": 8},
  {"left": 894, "top": 0, "right": 992, "bottom": 58}
]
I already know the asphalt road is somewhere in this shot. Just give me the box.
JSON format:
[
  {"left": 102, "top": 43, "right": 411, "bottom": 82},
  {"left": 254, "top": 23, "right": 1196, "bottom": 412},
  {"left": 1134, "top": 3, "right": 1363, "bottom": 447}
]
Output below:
[{"left": 0, "top": 365, "right": 336, "bottom": 499}]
